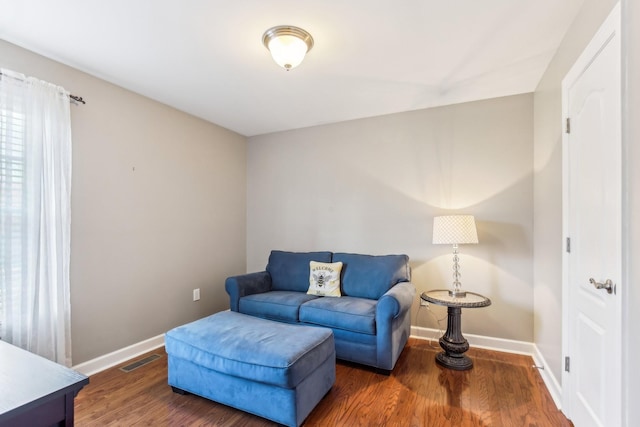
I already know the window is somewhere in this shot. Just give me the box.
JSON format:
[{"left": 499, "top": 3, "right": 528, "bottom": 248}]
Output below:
[{"left": 0, "top": 88, "right": 26, "bottom": 336}]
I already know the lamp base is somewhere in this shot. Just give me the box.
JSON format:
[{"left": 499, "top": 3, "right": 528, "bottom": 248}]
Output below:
[{"left": 448, "top": 289, "right": 467, "bottom": 298}]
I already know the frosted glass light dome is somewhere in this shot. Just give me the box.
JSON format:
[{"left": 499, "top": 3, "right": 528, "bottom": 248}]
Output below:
[{"left": 263, "top": 26, "right": 314, "bottom": 70}]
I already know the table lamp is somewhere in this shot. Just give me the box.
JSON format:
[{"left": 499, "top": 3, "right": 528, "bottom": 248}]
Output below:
[{"left": 432, "top": 215, "right": 478, "bottom": 297}]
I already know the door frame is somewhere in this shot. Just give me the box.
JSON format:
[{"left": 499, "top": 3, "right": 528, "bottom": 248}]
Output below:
[{"left": 561, "top": 1, "right": 622, "bottom": 420}]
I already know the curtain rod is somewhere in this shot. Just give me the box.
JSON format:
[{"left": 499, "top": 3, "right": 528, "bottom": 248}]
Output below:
[
  {"left": 69, "top": 94, "right": 85, "bottom": 104},
  {"left": 0, "top": 71, "right": 86, "bottom": 105}
]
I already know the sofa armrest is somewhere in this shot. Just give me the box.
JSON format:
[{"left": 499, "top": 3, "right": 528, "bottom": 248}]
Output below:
[
  {"left": 376, "top": 281, "right": 416, "bottom": 320},
  {"left": 375, "top": 281, "right": 416, "bottom": 371},
  {"left": 225, "top": 271, "right": 272, "bottom": 312}
]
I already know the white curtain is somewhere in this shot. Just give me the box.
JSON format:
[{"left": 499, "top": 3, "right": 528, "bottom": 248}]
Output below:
[{"left": 0, "top": 68, "right": 72, "bottom": 366}]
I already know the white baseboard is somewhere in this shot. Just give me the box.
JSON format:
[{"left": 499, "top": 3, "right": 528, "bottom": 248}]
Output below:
[
  {"left": 411, "top": 326, "right": 535, "bottom": 354},
  {"left": 410, "top": 326, "right": 562, "bottom": 410},
  {"left": 72, "top": 334, "right": 165, "bottom": 376},
  {"left": 531, "top": 344, "right": 563, "bottom": 409},
  {"left": 71, "top": 311, "right": 232, "bottom": 377}
]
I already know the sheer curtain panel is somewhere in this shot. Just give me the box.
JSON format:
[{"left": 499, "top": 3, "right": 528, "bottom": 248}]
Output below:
[{"left": 0, "top": 68, "right": 72, "bottom": 366}]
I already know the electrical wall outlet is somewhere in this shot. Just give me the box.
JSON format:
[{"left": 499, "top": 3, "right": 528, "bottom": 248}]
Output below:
[{"left": 193, "top": 288, "right": 200, "bottom": 301}]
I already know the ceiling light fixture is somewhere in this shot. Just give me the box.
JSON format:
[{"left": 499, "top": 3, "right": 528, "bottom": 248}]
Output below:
[{"left": 262, "top": 25, "right": 314, "bottom": 71}]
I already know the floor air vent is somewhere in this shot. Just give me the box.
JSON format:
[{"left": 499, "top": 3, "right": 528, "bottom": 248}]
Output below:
[{"left": 119, "top": 354, "right": 162, "bottom": 373}]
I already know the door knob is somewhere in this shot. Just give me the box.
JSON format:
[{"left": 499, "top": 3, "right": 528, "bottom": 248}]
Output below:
[{"left": 589, "top": 278, "right": 614, "bottom": 294}]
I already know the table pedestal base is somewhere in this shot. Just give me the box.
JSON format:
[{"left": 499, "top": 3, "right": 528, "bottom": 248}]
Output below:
[
  {"left": 436, "top": 306, "right": 473, "bottom": 371},
  {"left": 436, "top": 351, "right": 473, "bottom": 371}
]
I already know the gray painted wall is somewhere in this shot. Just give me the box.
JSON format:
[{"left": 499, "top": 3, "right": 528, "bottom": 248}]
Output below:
[
  {"left": 532, "top": 0, "right": 619, "bottom": 392},
  {"left": 0, "top": 39, "right": 247, "bottom": 364},
  {"left": 248, "top": 94, "right": 534, "bottom": 342}
]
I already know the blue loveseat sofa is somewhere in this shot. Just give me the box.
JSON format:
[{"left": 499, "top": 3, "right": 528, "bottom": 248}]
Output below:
[{"left": 225, "top": 250, "right": 416, "bottom": 372}]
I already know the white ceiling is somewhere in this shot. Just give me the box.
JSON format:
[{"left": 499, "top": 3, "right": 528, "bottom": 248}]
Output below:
[{"left": 0, "top": 0, "right": 584, "bottom": 137}]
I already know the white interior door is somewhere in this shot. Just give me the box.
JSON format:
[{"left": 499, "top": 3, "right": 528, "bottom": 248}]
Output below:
[{"left": 562, "top": 4, "right": 621, "bottom": 426}]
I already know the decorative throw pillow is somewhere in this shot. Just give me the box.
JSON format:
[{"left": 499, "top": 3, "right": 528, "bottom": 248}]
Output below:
[{"left": 307, "top": 261, "right": 343, "bottom": 297}]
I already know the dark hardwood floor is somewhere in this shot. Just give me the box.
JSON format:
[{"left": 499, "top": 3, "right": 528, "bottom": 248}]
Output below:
[{"left": 74, "top": 338, "right": 572, "bottom": 426}]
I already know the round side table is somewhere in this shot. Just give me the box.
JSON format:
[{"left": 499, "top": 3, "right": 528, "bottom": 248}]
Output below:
[{"left": 420, "top": 290, "right": 491, "bottom": 371}]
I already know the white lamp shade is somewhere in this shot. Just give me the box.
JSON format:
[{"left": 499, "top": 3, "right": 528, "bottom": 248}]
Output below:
[
  {"left": 267, "top": 35, "right": 309, "bottom": 69},
  {"left": 432, "top": 215, "right": 479, "bottom": 245}
]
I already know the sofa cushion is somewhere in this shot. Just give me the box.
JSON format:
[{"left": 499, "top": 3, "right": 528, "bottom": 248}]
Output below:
[
  {"left": 299, "top": 296, "right": 377, "bottom": 335},
  {"left": 307, "top": 261, "right": 343, "bottom": 297},
  {"left": 267, "top": 250, "right": 332, "bottom": 292},
  {"left": 332, "top": 253, "right": 410, "bottom": 300},
  {"left": 165, "top": 311, "right": 335, "bottom": 389},
  {"left": 239, "top": 291, "right": 319, "bottom": 323}
]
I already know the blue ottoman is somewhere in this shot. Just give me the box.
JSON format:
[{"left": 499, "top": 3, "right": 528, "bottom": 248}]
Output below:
[{"left": 165, "top": 311, "right": 335, "bottom": 427}]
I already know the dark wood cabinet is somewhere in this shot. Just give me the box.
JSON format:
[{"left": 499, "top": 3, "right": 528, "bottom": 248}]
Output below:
[{"left": 0, "top": 340, "right": 88, "bottom": 426}]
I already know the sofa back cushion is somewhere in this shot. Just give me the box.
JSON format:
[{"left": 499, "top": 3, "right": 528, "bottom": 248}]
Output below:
[
  {"left": 333, "top": 253, "right": 410, "bottom": 300},
  {"left": 267, "top": 250, "right": 333, "bottom": 292}
]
